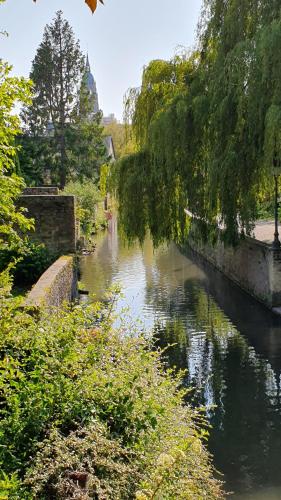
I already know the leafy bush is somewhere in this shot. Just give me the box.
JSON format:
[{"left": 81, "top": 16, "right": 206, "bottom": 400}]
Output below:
[
  {"left": 0, "top": 60, "right": 33, "bottom": 253},
  {"left": 25, "top": 422, "right": 140, "bottom": 499},
  {"left": 0, "top": 241, "right": 56, "bottom": 287},
  {"left": 63, "top": 181, "right": 106, "bottom": 239},
  {"left": 0, "top": 277, "right": 224, "bottom": 499},
  {"left": 257, "top": 198, "right": 281, "bottom": 221}
]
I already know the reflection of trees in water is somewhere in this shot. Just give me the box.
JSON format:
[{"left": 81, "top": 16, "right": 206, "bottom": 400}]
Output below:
[
  {"left": 142, "top": 243, "right": 206, "bottom": 313},
  {"left": 146, "top": 248, "right": 281, "bottom": 494},
  {"left": 80, "top": 225, "right": 145, "bottom": 300},
  {"left": 153, "top": 319, "right": 189, "bottom": 373},
  {"left": 159, "top": 286, "right": 281, "bottom": 494},
  {"left": 81, "top": 230, "right": 281, "bottom": 494},
  {"left": 208, "top": 334, "right": 281, "bottom": 494}
]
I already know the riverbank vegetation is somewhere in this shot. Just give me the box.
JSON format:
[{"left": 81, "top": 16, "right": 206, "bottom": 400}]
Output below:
[
  {"left": 63, "top": 180, "right": 107, "bottom": 239},
  {"left": 0, "top": 280, "right": 224, "bottom": 499},
  {"left": 16, "top": 11, "right": 111, "bottom": 246},
  {"left": 116, "top": 0, "right": 281, "bottom": 245},
  {"left": 0, "top": 241, "right": 57, "bottom": 289}
]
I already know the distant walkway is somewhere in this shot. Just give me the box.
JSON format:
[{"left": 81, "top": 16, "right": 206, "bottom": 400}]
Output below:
[
  {"left": 184, "top": 209, "right": 278, "bottom": 245},
  {"left": 254, "top": 221, "right": 277, "bottom": 244}
]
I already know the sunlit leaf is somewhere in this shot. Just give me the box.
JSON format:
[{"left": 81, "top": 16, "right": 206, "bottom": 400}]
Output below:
[
  {"left": 85, "top": 0, "right": 97, "bottom": 12},
  {"left": 32, "top": 0, "right": 104, "bottom": 13},
  {"left": 86, "top": 0, "right": 104, "bottom": 13}
]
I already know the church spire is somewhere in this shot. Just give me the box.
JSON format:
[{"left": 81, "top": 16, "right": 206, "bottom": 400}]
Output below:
[
  {"left": 86, "top": 53, "right": 90, "bottom": 71},
  {"left": 84, "top": 54, "right": 100, "bottom": 115}
]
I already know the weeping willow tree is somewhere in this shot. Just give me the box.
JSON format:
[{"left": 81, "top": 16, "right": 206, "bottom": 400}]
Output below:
[
  {"left": 117, "top": 55, "right": 197, "bottom": 245},
  {"left": 116, "top": 0, "right": 281, "bottom": 245},
  {"left": 198, "top": 0, "right": 281, "bottom": 241}
]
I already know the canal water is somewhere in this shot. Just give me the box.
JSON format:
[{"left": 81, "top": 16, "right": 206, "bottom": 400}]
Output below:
[{"left": 80, "top": 221, "right": 281, "bottom": 499}]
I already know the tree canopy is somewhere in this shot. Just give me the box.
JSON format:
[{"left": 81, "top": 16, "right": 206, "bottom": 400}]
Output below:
[
  {"left": 20, "top": 11, "right": 107, "bottom": 188},
  {"left": 116, "top": 0, "right": 281, "bottom": 245}
]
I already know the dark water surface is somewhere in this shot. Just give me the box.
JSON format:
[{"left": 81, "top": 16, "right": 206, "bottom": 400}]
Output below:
[{"left": 80, "top": 222, "right": 281, "bottom": 499}]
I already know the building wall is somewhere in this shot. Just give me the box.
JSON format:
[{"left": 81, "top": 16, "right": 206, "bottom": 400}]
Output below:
[
  {"left": 187, "top": 235, "right": 281, "bottom": 309},
  {"left": 18, "top": 195, "right": 76, "bottom": 254}
]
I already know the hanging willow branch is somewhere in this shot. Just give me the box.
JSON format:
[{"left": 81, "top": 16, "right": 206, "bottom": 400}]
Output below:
[{"left": 115, "top": 0, "right": 281, "bottom": 246}]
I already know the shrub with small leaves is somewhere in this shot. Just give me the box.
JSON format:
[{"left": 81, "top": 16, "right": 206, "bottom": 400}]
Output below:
[
  {"left": 0, "top": 241, "right": 57, "bottom": 286},
  {"left": 25, "top": 422, "right": 140, "bottom": 499},
  {"left": 0, "top": 275, "right": 224, "bottom": 498}
]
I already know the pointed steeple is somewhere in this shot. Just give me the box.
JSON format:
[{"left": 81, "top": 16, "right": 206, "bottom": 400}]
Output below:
[
  {"left": 85, "top": 54, "right": 99, "bottom": 115},
  {"left": 86, "top": 53, "right": 90, "bottom": 71}
]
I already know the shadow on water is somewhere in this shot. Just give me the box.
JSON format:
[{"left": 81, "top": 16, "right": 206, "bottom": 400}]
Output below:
[{"left": 80, "top": 228, "right": 281, "bottom": 499}]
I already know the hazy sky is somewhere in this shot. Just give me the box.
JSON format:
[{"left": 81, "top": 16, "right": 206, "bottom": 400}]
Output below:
[{"left": 1, "top": 0, "right": 203, "bottom": 121}]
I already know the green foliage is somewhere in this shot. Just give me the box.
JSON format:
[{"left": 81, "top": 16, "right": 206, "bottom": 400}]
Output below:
[
  {"left": 17, "top": 134, "right": 57, "bottom": 186},
  {"left": 19, "top": 11, "right": 107, "bottom": 188},
  {"left": 116, "top": 2, "right": 281, "bottom": 245},
  {"left": 116, "top": 148, "right": 190, "bottom": 245},
  {"left": 25, "top": 422, "right": 140, "bottom": 499},
  {"left": 103, "top": 122, "right": 136, "bottom": 160},
  {"left": 63, "top": 181, "right": 104, "bottom": 237},
  {"left": 124, "top": 55, "right": 193, "bottom": 149},
  {"left": 116, "top": 151, "right": 149, "bottom": 244},
  {"left": 99, "top": 163, "right": 110, "bottom": 197},
  {"left": 0, "top": 241, "right": 56, "bottom": 287},
  {"left": 0, "top": 471, "right": 23, "bottom": 500},
  {"left": 66, "top": 113, "right": 108, "bottom": 183},
  {"left": 264, "top": 104, "right": 281, "bottom": 172},
  {"left": 0, "top": 285, "right": 224, "bottom": 498},
  {"left": 0, "top": 60, "right": 33, "bottom": 251}
]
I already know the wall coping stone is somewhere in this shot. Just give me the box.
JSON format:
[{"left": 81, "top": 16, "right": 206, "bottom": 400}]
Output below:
[
  {"left": 24, "top": 255, "right": 76, "bottom": 310},
  {"left": 22, "top": 187, "right": 59, "bottom": 195}
]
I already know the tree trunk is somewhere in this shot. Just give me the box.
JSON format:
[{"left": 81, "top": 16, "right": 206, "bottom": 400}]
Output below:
[
  {"left": 59, "top": 29, "right": 66, "bottom": 190},
  {"left": 59, "top": 132, "right": 67, "bottom": 189}
]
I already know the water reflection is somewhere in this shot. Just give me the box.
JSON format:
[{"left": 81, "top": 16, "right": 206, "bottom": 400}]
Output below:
[{"left": 80, "top": 227, "right": 281, "bottom": 499}]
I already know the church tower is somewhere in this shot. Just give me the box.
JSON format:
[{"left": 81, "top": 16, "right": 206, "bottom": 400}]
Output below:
[
  {"left": 85, "top": 54, "right": 100, "bottom": 115},
  {"left": 83, "top": 54, "right": 116, "bottom": 162}
]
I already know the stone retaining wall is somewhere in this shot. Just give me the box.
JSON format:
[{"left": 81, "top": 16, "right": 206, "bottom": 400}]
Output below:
[
  {"left": 18, "top": 195, "right": 76, "bottom": 253},
  {"left": 187, "top": 234, "right": 281, "bottom": 310},
  {"left": 24, "top": 256, "right": 77, "bottom": 309}
]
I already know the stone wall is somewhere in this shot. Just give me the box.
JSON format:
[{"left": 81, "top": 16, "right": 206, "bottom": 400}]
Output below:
[
  {"left": 187, "top": 234, "right": 281, "bottom": 310},
  {"left": 18, "top": 195, "right": 76, "bottom": 254},
  {"left": 24, "top": 256, "right": 77, "bottom": 309},
  {"left": 22, "top": 187, "right": 59, "bottom": 196}
]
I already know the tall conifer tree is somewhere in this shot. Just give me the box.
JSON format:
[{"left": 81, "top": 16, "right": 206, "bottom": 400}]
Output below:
[{"left": 22, "top": 11, "right": 84, "bottom": 188}]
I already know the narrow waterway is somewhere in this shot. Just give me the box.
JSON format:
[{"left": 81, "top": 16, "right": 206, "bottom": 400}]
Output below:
[{"left": 80, "top": 220, "right": 281, "bottom": 499}]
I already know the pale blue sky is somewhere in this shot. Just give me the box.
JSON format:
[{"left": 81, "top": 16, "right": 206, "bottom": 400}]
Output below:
[{"left": 1, "top": 0, "right": 202, "bottom": 121}]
